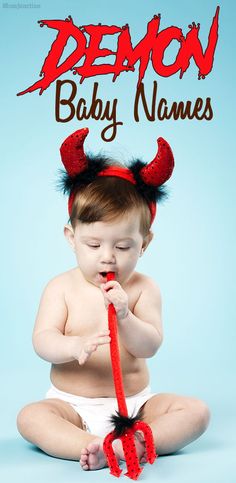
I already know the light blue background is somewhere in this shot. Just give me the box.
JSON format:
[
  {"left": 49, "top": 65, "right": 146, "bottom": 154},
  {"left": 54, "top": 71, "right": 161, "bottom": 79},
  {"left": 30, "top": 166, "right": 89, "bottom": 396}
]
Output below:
[{"left": 1, "top": 1, "right": 235, "bottom": 482}]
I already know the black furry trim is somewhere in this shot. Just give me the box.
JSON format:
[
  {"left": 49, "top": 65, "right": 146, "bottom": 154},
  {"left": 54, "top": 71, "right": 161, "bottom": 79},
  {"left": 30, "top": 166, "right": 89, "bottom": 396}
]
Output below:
[
  {"left": 56, "top": 154, "right": 109, "bottom": 195},
  {"left": 56, "top": 153, "right": 169, "bottom": 204},
  {"left": 129, "top": 159, "right": 168, "bottom": 203},
  {"left": 110, "top": 408, "right": 143, "bottom": 437}
]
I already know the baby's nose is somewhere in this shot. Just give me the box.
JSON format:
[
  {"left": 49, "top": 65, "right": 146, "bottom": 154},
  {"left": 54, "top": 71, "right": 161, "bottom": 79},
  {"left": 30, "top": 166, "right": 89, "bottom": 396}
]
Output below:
[{"left": 101, "top": 248, "right": 116, "bottom": 264}]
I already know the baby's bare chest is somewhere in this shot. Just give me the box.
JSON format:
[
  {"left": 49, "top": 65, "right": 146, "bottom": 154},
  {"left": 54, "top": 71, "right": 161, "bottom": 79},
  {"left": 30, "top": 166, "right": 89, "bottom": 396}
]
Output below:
[
  {"left": 64, "top": 296, "right": 108, "bottom": 336},
  {"left": 63, "top": 284, "right": 138, "bottom": 336}
]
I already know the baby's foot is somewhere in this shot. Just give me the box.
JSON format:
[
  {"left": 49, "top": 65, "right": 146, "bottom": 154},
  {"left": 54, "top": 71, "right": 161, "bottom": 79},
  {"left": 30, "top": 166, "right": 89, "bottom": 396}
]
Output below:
[
  {"left": 136, "top": 431, "right": 147, "bottom": 464},
  {"left": 80, "top": 437, "right": 109, "bottom": 471},
  {"left": 79, "top": 432, "right": 147, "bottom": 471},
  {"left": 113, "top": 430, "right": 147, "bottom": 464}
]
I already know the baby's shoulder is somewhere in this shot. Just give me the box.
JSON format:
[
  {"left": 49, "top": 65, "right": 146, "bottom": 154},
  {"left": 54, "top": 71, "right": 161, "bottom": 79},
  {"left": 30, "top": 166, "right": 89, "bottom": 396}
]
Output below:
[
  {"left": 131, "top": 272, "right": 162, "bottom": 313},
  {"left": 132, "top": 271, "right": 161, "bottom": 294},
  {"left": 43, "top": 268, "right": 78, "bottom": 293}
]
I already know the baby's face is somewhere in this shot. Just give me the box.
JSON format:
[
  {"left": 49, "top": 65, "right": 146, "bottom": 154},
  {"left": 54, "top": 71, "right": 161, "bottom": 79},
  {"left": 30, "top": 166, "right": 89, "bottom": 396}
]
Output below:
[{"left": 68, "top": 212, "right": 146, "bottom": 286}]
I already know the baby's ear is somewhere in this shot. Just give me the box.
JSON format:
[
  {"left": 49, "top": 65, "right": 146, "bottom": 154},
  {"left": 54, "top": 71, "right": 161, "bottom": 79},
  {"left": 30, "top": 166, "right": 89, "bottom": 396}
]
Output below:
[
  {"left": 64, "top": 224, "right": 75, "bottom": 250},
  {"left": 142, "top": 230, "right": 154, "bottom": 253}
]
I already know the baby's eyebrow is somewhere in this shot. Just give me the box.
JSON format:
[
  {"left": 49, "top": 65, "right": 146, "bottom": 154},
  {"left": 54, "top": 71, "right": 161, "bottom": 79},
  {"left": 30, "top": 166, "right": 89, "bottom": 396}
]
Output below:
[
  {"left": 116, "top": 238, "right": 134, "bottom": 242},
  {"left": 80, "top": 236, "right": 101, "bottom": 241},
  {"left": 80, "top": 236, "right": 134, "bottom": 242}
]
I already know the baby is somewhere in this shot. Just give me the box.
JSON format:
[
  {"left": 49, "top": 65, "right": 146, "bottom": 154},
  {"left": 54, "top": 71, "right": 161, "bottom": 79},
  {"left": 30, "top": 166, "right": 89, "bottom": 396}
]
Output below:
[{"left": 17, "top": 129, "right": 210, "bottom": 471}]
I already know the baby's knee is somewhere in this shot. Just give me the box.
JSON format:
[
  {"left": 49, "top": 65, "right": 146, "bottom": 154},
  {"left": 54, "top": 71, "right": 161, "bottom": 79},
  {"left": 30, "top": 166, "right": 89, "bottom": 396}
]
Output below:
[
  {"left": 191, "top": 399, "right": 211, "bottom": 433},
  {"left": 17, "top": 403, "right": 40, "bottom": 439}
]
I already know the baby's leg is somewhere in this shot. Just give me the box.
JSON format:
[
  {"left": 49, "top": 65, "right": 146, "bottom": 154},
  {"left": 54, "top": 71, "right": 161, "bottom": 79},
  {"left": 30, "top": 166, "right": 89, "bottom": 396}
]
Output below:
[
  {"left": 140, "top": 393, "right": 210, "bottom": 455},
  {"left": 17, "top": 399, "right": 127, "bottom": 469},
  {"left": 17, "top": 398, "right": 99, "bottom": 460}
]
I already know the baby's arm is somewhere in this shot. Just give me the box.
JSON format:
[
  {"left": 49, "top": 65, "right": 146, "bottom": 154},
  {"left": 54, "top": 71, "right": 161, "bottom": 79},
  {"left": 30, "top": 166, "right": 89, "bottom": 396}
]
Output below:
[
  {"left": 102, "top": 277, "right": 163, "bottom": 358},
  {"left": 33, "top": 277, "right": 110, "bottom": 365}
]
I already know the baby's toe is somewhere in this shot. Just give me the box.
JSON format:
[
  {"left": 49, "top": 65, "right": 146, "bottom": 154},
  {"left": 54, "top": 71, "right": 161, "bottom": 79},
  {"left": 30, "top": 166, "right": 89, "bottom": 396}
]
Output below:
[
  {"left": 136, "top": 430, "right": 145, "bottom": 442},
  {"left": 80, "top": 454, "right": 88, "bottom": 463},
  {"left": 87, "top": 451, "right": 98, "bottom": 469},
  {"left": 80, "top": 449, "right": 89, "bottom": 469},
  {"left": 80, "top": 447, "right": 89, "bottom": 456},
  {"left": 80, "top": 457, "right": 89, "bottom": 470},
  {"left": 87, "top": 441, "right": 100, "bottom": 454}
]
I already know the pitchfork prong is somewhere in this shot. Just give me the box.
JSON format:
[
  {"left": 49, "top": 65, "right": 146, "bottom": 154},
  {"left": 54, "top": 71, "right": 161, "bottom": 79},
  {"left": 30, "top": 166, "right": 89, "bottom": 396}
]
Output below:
[
  {"left": 103, "top": 428, "right": 144, "bottom": 480},
  {"left": 132, "top": 421, "right": 157, "bottom": 464},
  {"left": 103, "top": 431, "right": 122, "bottom": 477}
]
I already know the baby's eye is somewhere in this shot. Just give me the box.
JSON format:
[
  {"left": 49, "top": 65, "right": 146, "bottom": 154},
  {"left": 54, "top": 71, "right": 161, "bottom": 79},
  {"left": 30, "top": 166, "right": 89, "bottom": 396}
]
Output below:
[
  {"left": 116, "top": 246, "right": 130, "bottom": 250},
  {"left": 87, "top": 244, "right": 100, "bottom": 248}
]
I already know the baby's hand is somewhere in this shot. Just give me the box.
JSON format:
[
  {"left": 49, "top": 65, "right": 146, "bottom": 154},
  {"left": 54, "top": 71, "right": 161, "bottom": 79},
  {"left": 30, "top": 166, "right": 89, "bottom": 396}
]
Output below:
[
  {"left": 101, "top": 281, "right": 129, "bottom": 321},
  {"left": 73, "top": 330, "right": 111, "bottom": 365}
]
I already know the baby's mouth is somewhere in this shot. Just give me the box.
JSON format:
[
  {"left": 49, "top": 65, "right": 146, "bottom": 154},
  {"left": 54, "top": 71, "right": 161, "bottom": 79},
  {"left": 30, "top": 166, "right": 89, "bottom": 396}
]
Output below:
[
  {"left": 98, "top": 271, "right": 109, "bottom": 281},
  {"left": 98, "top": 271, "right": 115, "bottom": 281}
]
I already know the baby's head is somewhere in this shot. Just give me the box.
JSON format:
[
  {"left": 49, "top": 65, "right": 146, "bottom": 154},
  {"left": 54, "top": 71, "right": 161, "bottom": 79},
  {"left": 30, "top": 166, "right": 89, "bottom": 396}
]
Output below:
[
  {"left": 60, "top": 128, "right": 174, "bottom": 285},
  {"left": 64, "top": 175, "right": 154, "bottom": 285},
  {"left": 69, "top": 175, "right": 152, "bottom": 237}
]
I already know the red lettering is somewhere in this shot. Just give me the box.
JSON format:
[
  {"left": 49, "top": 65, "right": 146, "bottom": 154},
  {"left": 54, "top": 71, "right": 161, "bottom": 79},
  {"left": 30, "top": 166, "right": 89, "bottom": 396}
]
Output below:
[
  {"left": 114, "top": 16, "right": 161, "bottom": 85},
  {"left": 18, "top": 16, "right": 86, "bottom": 95},
  {"left": 152, "top": 26, "right": 184, "bottom": 77},
  {"left": 74, "top": 24, "right": 126, "bottom": 82},
  {"left": 17, "top": 8, "right": 220, "bottom": 96},
  {"left": 179, "top": 7, "right": 219, "bottom": 79}
]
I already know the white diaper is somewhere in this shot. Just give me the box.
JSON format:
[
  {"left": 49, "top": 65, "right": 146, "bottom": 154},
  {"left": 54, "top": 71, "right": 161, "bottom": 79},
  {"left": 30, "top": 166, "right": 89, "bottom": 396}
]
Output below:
[{"left": 45, "top": 384, "right": 154, "bottom": 437}]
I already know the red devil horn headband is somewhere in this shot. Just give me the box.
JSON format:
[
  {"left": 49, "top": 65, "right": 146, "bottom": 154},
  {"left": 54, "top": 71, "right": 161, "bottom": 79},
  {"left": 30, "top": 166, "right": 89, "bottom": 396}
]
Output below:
[
  {"left": 59, "top": 128, "right": 174, "bottom": 223},
  {"left": 60, "top": 128, "right": 89, "bottom": 177},
  {"left": 140, "top": 137, "right": 174, "bottom": 186}
]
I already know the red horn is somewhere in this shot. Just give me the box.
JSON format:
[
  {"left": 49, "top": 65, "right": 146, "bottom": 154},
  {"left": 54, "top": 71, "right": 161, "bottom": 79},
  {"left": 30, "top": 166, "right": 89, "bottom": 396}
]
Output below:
[
  {"left": 60, "top": 128, "right": 89, "bottom": 177},
  {"left": 140, "top": 137, "right": 174, "bottom": 186}
]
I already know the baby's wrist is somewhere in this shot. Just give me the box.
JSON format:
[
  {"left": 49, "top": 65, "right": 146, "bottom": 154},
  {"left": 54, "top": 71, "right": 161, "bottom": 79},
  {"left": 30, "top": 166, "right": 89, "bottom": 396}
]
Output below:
[
  {"left": 118, "top": 308, "right": 130, "bottom": 323},
  {"left": 69, "top": 335, "right": 82, "bottom": 360}
]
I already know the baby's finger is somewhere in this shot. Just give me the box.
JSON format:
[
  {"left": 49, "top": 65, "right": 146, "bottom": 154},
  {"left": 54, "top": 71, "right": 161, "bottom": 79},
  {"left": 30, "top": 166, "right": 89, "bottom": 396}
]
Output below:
[
  {"left": 97, "top": 329, "right": 110, "bottom": 336},
  {"left": 101, "top": 280, "right": 120, "bottom": 291},
  {"left": 85, "top": 343, "right": 98, "bottom": 353},
  {"left": 79, "top": 344, "right": 97, "bottom": 364},
  {"left": 78, "top": 352, "right": 88, "bottom": 365},
  {"left": 94, "top": 335, "right": 111, "bottom": 345}
]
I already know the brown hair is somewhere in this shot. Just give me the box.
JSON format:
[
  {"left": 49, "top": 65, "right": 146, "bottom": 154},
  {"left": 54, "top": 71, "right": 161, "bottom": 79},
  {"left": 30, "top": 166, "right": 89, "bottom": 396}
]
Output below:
[{"left": 70, "top": 176, "right": 152, "bottom": 237}]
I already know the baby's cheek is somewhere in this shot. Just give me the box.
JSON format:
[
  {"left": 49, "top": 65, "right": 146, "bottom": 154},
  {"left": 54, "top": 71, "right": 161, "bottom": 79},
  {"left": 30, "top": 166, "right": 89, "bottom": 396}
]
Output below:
[{"left": 127, "top": 252, "right": 139, "bottom": 268}]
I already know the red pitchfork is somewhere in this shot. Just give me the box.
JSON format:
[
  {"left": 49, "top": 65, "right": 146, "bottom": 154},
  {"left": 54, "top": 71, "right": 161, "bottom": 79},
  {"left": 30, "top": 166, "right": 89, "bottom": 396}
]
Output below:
[{"left": 103, "top": 272, "right": 157, "bottom": 480}]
